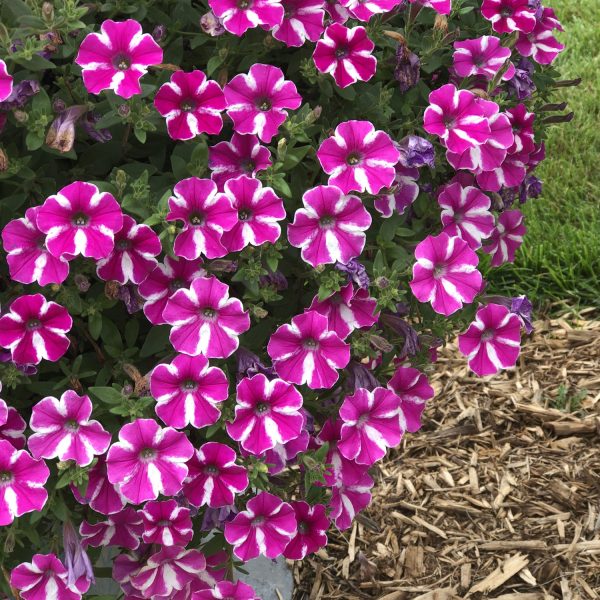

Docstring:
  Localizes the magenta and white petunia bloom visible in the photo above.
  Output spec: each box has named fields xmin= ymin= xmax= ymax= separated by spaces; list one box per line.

xmin=106 ymin=418 xmax=194 ymax=504
xmin=424 ymin=84 xmax=491 ymax=154
xmin=309 ymin=282 xmax=378 ymax=339
xmin=458 ymin=303 xmax=521 ymax=376
xmin=141 ymin=499 xmax=193 ymax=546
xmin=96 ymin=215 xmax=161 ymax=285
xmin=139 ymin=256 xmax=206 ymax=325
xmin=75 ymin=19 xmax=163 ymax=99
xmin=475 ymin=149 xmax=528 ymax=192
xmin=287 ymin=185 xmax=371 ymax=268
xmin=481 ymin=0 xmax=536 ymax=34
xmin=167 ymin=177 xmax=237 ymax=260
xmin=267 ymin=310 xmax=350 ymax=389
xmin=438 ymin=183 xmax=495 ymax=250
xmin=224 ymin=492 xmax=297 ymax=561
xmin=183 ymin=442 xmax=249 ymax=508
xmin=1 ymin=207 xmax=69 ymax=286
xmin=283 ymin=501 xmax=329 ymax=560
xmin=408 ymin=0 xmax=451 ymax=15
xmin=154 ymin=70 xmax=227 ymax=140
xmin=453 ymin=36 xmax=515 ymax=80
xmin=227 ymin=374 xmax=304 ymax=456
xmin=163 ymin=276 xmax=250 ymax=359
xmin=483 ymin=209 xmax=526 ymax=267
xmin=373 ymin=166 xmax=420 ymax=218
xmin=224 ymin=64 xmax=302 ymax=143
xmin=387 ymin=366 xmax=434 ymax=433
xmin=0 ymin=439 xmax=50 ymax=526
xmin=209 ymin=0 xmax=284 ymax=36
xmin=329 ymin=469 xmax=373 ymax=530
xmin=505 ymin=103 xmax=536 ymax=154
xmin=208 ymin=133 xmax=272 ymax=191
xmin=10 ymin=553 xmax=89 ymax=600
xmin=271 ymin=0 xmax=324 ymax=47
xmin=37 ymin=181 xmax=123 ymax=260
xmin=219 ymin=175 xmax=286 ymax=252
xmin=341 ymin=0 xmax=402 ymax=21
xmin=317 ymin=120 xmax=400 ymax=194
xmin=192 ymin=580 xmax=259 ymax=600
xmin=150 ymin=353 xmax=229 ymax=429
xmin=28 ymin=390 xmax=111 ymax=467
xmin=80 ymin=507 xmax=143 ymax=550
xmin=0 ymin=59 xmax=13 ymax=101
xmin=338 ymin=387 xmax=403 ymax=466
xmin=0 ymin=406 xmax=27 ymax=450
xmin=313 ymin=24 xmax=377 ymax=89
xmin=516 ymin=8 xmax=564 ymax=65
xmin=410 ymin=233 xmax=483 ymax=317
xmin=130 ymin=546 xmax=206 ymax=599
xmin=0 ymin=294 xmax=72 ymax=365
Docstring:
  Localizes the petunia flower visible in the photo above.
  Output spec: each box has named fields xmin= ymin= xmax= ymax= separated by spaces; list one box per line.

xmin=150 ymin=353 xmax=229 ymax=429
xmin=70 ymin=455 xmax=125 ymax=515
xmin=387 ymin=366 xmax=434 ymax=433
xmin=183 ymin=442 xmax=249 ymax=507
xmin=271 ymin=0 xmax=325 ymax=47
xmin=224 ymin=492 xmax=297 ymax=561
xmin=141 ymin=499 xmax=193 ymax=546
xmin=267 ymin=310 xmax=350 ymax=389
xmin=329 ymin=469 xmax=373 ymax=530
xmin=0 ymin=405 xmax=27 ymax=449
xmin=409 ymin=232 xmax=483 ymax=316
xmin=37 ymin=181 xmax=123 ymax=260
xmin=79 ymin=507 xmax=144 ymax=550
xmin=192 ymin=580 xmax=259 ymax=600
xmin=458 ymin=303 xmax=521 ymax=376
xmin=324 ymin=0 xmax=351 ymax=23
xmin=481 ymin=0 xmax=536 ymax=34
xmin=313 ymin=24 xmax=377 ymax=89
xmin=11 ymin=554 xmax=89 ymax=600
xmin=208 ymin=133 xmax=272 ymax=191
xmin=373 ymin=166 xmax=420 ymax=218
xmin=516 ymin=7 xmax=564 ymax=65
xmin=476 ymin=149 xmax=529 ymax=192
xmin=0 ymin=59 xmax=13 ymax=101
xmin=505 ymin=103 xmax=536 ymax=154
xmin=317 ymin=120 xmax=400 ymax=194
xmin=106 ymin=418 xmax=194 ymax=504
xmin=163 ymin=276 xmax=250 ymax=359
xmin=139 ymin=256 xmax=206 ymax=325
xmin=96 ymin=215 xmax=162 ymax=285
xmin=154 ymin=70 xmax=227 ymax=140
xmin=0 ymin=439 xmax=50 ymax=526
xmin=75 ymin=19 xmax=163 ymax=99
xmin=453 ymin=36 xmax=515 ymax=80
xmin=341 ymin=0 xmax=402 ymax=21
xmin=308 ymin=282 xmax=379 ymax=339
xmin=224 ymin=64 xmax=302 ymax=143
xmin=408 ymin=0 xmax=451 ymax=14
xmin=260 ymin=424 xmax=310 ymax=474
xmin=1 ymin=206 xmax=69 ymax=286
xmin=423 ymin=84 xmax=491 ymax=154
xmin=166 ymin=177 xmax=237 ymax=260
xmin=283 ymin=501 xmax=329 ymax=560
xmin=28 ymin=390 xmax=111 ymax=467
xmin=0 ymin=294 xmax=72 ymax=365
xmin=227 ymin=374 xmax=304 ymax=456
xmin=287 ymin=185 xmax=371 ymax=268
xmin=438 ymin=182 xmax=495 ymax=250
xmin=219 ymin=175 xmax=286 ymax=253
xmin=208 ymin=0 xmax=284 ymax=36
xmin=483 ymin=209 xmax=526 ymax=267
xmin=338 ymin=387 xmax=403 ymax=466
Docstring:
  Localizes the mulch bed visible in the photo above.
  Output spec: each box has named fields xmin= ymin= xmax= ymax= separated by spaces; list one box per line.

xmin=294 ymin=310 xmax=600 ymax=600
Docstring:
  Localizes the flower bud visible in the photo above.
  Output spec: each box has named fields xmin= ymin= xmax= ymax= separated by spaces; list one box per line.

xmin=117 ymin=104 xmax=130 ymax=118
xmin=152 ymin=24 xmax=167 ymax=42
xmin=42 ymin=2 xmax=54 ymax=21
xmin=73 ymin=274 xmax=90 ymax=293
xmin=52 ymin=98 xmax=66 ymax=113
xmin=200 ymin=11 xmax=226 ymax=36
xmin=13 ymin=110 xmax=28 ymax=123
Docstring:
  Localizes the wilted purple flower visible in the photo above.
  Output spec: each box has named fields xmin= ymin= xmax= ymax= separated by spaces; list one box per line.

xmin=201 ymin=506 xmax=236 ymax=531
xmin=397 ymin=135 xmax=435 ymax=169
xmin=0 ymin=80 xmax=40 ymax=110
xmin=506 ymin=58 xmax=536 ymax=100
xmin=117 ymin=283 xmax=144 ymax=314
xmin=498 ymin=186 xmax=518 ymax=210
xmin=81 ymin=111 xmax=112 ymax=143
xmin=346 ymin=361 xmax=380 ymax=392
xmin=381 ymin=313 xmax=420 ymax=358
xmin=74 ymin=273 xmax=91 ymax=293
xmin=236 ymin=347 xmax=276 ymax=381
xmin=519 ymin=174 xmax=543 ymax=203
xmin=336 ymin=259 xmax=370 ymax=289
xmin=45 ymin=105 xmax=87 ymax=153
xmin=152 ymin=24 xmax=167 ymax=42
xmin=259 ymin=271 xmax=288 ymax=291
xmin=528 ymin=0 xmax=543 ymax=19
xmin=63 ymin=520 xmax=95 ymax=588
xmin=394 ymin=46 xmax=420 ymax=92
xmin=200 ymin=11 xmax=226 ymax=36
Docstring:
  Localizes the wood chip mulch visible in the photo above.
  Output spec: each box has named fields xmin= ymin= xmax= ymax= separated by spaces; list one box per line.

xmin=293 ymin=312 xmax=600 ymax=600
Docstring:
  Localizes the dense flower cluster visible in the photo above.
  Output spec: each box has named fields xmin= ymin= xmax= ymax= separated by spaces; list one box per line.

xmin=0 ymin=0 xmax=567 ymax=596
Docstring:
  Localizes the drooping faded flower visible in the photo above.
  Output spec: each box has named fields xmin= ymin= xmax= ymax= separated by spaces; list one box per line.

xmin=28 ymin=390 xmax=111 ymax=466
xmin=75 ymin=19 xmax=163 ymax=98
xmin=154 ymin=70 xmax=227 ymax=140
xmin=483 ymin=209 xmax=526 ymax=266
xmin=0 ymin=294 xmax=72 ymax=365
xmin=317 ymin=120 xmax=400 ymax=194
xmin=313 ymin=24 xmax=377 ymax=89
xmin=287 ymin=185 xmax=372 ymax=268
xmin=79 ymin=507 xmax=144 ymax=550
xmin=283 ymin=501 xmax=329 ymax=560
xmin=62 ymin=520 xmax=95 ymax=591
xmin=387 ymin=366 xmax=434 ymax=433
xmin=453 ymin=36 xmax=515 ymax=80
xmin=141 ymin=499 xmax=193 ymax=546
xmin=208 ymin=0 xmax=284 ymax=36
xmin=458 ymin=303 xmax=521 ymax=376
xmin=224 ymin=64 xmax=302 ymax=142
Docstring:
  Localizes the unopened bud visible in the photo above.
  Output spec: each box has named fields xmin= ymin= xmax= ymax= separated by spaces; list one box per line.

xmin=52 ymin=98 xmax=66 ymax=113
xmin=152 ymin=25 xmax=166 ymax=42
xmin=117 ymin=104 xmax=130 ymax=118
xmin=13 ymin=110 xmax=28 ymax=123
xmin=42 ymin=2 xmax=54 ymax=21
xmin=375 ymin=276 xmax=389 ymax=289
xmin=433 ymin=14 xmax=448 ymax=34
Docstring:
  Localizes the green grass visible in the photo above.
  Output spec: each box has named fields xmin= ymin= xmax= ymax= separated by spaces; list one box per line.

xmin=485 ymin=0 xmax=600 ymax=310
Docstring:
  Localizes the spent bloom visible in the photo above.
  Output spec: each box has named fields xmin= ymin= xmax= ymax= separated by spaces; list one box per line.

xmin=453 ymin=36 xmax=515 ymax=80
xmin=208 ymin=0 xmax=284 ymax=36
xmin=272 ymin=0 xmax=325 ymax=47
xmin=62 ymin=520 xmax=95 ymax=591
xmin=397 ymin=135 xmax=435 ymax=169
xmin=484 ymin=209 xmax=527 ymax=266
xmin=75 ymin=19 xmax=163 ymax=98
xmin=141 ymin=499 xmax=193 ymax=546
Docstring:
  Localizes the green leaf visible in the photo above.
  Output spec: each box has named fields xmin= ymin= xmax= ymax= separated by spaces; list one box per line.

xmin=89 ymin=386 xmax=123 ymax=405
xmin=206 ymin=55 xmax=223 ymax=76
xmin=140 ymin=325 xmax=170 ymax=357
xmin=88 ymin=312 xmax=102 ymax=340
xmin=134 ymin=127 xmax=147 ymax=144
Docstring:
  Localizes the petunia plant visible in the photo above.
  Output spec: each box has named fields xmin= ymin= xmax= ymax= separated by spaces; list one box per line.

xmin=0 ymin=0 xmax=571 ymax=596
